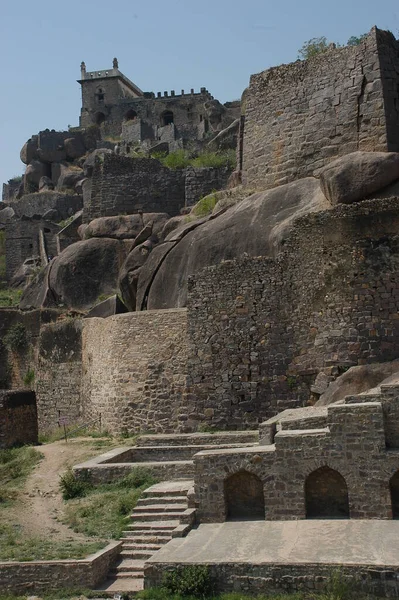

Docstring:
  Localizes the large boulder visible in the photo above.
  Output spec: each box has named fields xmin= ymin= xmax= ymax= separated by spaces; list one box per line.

xmin=64 ymin=137 xmax=86 ymax=160
xmin=39 ymin=176 xmax=54 ymax=191
xmin=47 ymin=238 xmax=130 ymax=310
xmin=24 ymin=161 xmax=51 ymax=192
xmin=118 ymin=243 xmax=155 ymax=311
xmin=56 ymin=167 xmax=84 ymax=192
xmin=317 ymin=360 xmax=399 ymax=406
xmin=84 ymin=213 xmax=169 ymax=240
xmin=83 ymin=149 xmax=112 ymax=177
xmin=0 ymin=206 xmax=15 ymax=224
xmin=20 ymin=136 xmax=38 ymax=165
xmin=318 ymin=151 xmax=399 ymax=205
xmin=135 ymin=177 xmax=329 ymax=310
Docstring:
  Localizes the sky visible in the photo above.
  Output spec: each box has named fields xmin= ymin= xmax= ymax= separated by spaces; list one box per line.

xmin=1 ymin=0 xmax=398 ymax=186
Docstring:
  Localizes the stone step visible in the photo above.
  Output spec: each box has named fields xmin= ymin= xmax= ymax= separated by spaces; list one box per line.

xmin=129 ymin=511 xmax=186 ymax=522
xmin=111 ymin=559 xmax=146 ymax=573
xmin=132 ymin=503 xmax=188 ymax=513
xmin=137 ymin=495 xmax=188 ymax=505
xmin=129 ymin=519 xmax=180 ymax=530
xmin=142 ymin=480 xmax=193 ymax=497
xmin=122 ymin=542 xmax=162 ymax=551
xmin=138 ymin=431 xmax=259 ymax=447
xmin=108 ymin=571 xmax=144 ymax=579
xmin=95 ymin=577 xmax=144 ymax=593
xmin=120 ymin=549 xmax=154 ymax=559
xmin=121 ymin=533 xmax=172 ymax=543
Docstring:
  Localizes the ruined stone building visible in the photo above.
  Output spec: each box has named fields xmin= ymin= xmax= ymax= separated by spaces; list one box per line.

xmin=78 ymin=58 xmax=240 ymax=147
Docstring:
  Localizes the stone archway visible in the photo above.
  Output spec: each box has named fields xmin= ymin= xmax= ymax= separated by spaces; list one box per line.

xmin=124 ymin=109 xmax=138 ymax=121
xmin=94 ymin=111 xmax=106 ymax=125
xmin=305 ymin=466 xmax=349 ymax=518
xmin=161 ymin=110 xmax=174 ymax=126
xmin=224 ymin=470 xmax=265 ymax=520
xmin=390 ymin=470 xmax=399 ymax=518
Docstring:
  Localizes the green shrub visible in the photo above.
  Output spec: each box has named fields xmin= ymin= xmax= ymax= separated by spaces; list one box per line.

xmin=191 ymin=194 xmax=218 ymax=218
xmin=161 ymin=149 xmax=191 ymax=169
xmin=3 ymin=323 xmax=26 ymax=351
xmin=162 ymin=565 xmax=214 ymax=598
xmin=190 ymin=150 xmax=236 ymax=169
xmin=60 ymin=468 xmax=92 ymax=500
xmin=23 ymin=368 xmax=35 ymax=387
xmin=0 ymin=288 xmax=23 ymax=308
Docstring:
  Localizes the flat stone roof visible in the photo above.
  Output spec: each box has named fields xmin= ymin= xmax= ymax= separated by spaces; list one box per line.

xmin=146 ymin=520 xmax=399 ymax=567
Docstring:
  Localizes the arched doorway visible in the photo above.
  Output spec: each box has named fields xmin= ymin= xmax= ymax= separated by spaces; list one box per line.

xmin=161 ymin=110 xmax=174 ymax=126
xmin=94 ymin=111 xmax=106 ymax=125
xmin=124 ymin=109 xmax=138 ymax=121
xmin=390 ymin=471 xmax=399 ymax=518
xmin=305 ymin=466 xmax=349 ymax=518
xmin=224 ymin=471 xmax=265 ymax=520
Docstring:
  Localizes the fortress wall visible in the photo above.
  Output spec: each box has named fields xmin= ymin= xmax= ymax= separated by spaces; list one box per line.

xmin=242 ymin=28 xmax=396 ymax=190
xmin=0 ymin=390 xmax=38 ymax=449
xmin=84 ymin=154 xmax=186 ymax=222
xmin=185 ymin=167 xmax=232 ymax=207
xmin=186 ymin=198 xmax=399 ymax=429
xmin=35 ymin=319 xmax=83 ymax=432
xmin=10 ymin=192 xmax=82 ymax=220
xmin=81 ymin=309 xmax=188 ymax=434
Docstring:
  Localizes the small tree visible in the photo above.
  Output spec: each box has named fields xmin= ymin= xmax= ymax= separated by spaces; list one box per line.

xmin=298 ymin=36 xmax=330 ymax=60
xmin=347 ymin=33 xmax=367 ymax=46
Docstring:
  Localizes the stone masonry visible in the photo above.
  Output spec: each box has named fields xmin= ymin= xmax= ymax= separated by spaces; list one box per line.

xmin=81 ymin=309 xmax=188 ymax=434
xmin=194 ymin=395 xmax=399 ymax=522
xmin=0 ymin=390 xmax=38 ymax=449
xmin=186 ymin=197 xmax=399 ymax=430
xmin=242 ymin=28 xmax=399 ymax=190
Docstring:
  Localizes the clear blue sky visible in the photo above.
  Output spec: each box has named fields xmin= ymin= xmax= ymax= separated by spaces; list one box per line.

xmin=1 ymin=0 xmax=398 ymax=186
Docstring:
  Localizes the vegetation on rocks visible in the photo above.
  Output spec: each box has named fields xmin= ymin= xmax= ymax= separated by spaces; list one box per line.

xmin=0 ymin=287 xmax=23 ymax=308
xmin=153 ymin=149 xmax=235 ymax=170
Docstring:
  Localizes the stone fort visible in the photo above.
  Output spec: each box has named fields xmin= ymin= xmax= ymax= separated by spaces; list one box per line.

xmin=2 ymin=25 xmax=399 ymax=597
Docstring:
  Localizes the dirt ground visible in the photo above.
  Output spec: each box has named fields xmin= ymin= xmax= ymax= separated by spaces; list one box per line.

xmin=6 ymin=438 xmax=111 ymax=541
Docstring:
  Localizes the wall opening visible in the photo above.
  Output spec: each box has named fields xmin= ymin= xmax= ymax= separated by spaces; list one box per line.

xmin=96 ymin=88 xmax=104 ymax=104
xmin=94 ymin=112 xmax=106 ymax=125
xmin=224 ymin=470 xmax=265 ymax=520
xmin=305 ymin=466 xmax=349 ymax=519
xmin=390 ymin=471 xmax=399 ymax=518
xmin=124 ymin=110 xmax=138 ymax=121
xmin=161 ymin=111 xmax=174 ymax=126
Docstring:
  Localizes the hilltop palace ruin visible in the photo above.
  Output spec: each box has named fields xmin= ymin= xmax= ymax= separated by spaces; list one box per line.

xmin=2 ymin=25 xmax=399 ymax=597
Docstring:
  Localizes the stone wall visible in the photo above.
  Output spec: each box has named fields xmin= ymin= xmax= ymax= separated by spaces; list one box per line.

xmin=0 ymin=542 xmax=121 ymax=594
xmin=242 ymin=28 xmax=399 ymax=190
xmin=10 ymin=191 xmax=82 ymax=220
xmin=186 ymin=197 xmax=399 ymax=430
xmin=81 ymin=309 xmax=188 ymax=434
xmin=84 ymin=154 xmax=186 ymax=222
xmin=35 ymin=319 xmax=83 ymax=432
xmin=194 ymin=401 xmax=398 ymax=522
xmin=0 ymin=390 xmax=38 ymax=449
xmin=145 ymin=561 xmax=399 ymax=598
xmin=185 ymin=167 xmax=232 ymax=207
xmin=5 ymin=219 xmax=60 ymax=281
xmin=0 ymin=308 xmax=59 ymax=390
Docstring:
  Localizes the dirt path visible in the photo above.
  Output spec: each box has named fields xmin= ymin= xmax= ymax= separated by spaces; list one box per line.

xmin=13 ymin=439 xmax=108 ymax=540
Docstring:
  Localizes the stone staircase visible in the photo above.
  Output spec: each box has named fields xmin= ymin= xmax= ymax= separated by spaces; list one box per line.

xmin=98 ymin=480 xmax=194 ymax=593
xmin=93 ymin=431 xmax=260 ymax=593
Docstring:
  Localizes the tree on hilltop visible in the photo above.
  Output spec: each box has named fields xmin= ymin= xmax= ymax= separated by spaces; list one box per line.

xmin=297 ymin=36 xmax=330 ymax=60
xmin=347 ymin=33 xmax=368 ymax=46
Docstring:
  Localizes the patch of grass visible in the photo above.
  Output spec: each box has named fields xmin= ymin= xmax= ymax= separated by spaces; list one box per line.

xmin=0 ymin=287 xmax=22 ymax=308
xmin=190 ymin=150 xmax=236 ymax=169
xmin=191 ymin=194 xmax=218 ymax=218
xmin=0 ymin=446 xmax=42 ymax=489
xmin=23 ymin=368 xmax=35 ymax=387
xmin=160 ymin=149 xmax=191 ymax=169
xmin=3 ymin=323 xmax=27 ymax=351
xmin=62 ymin=468 xmax=156 ymax=539
xmin=0 ymin=524 xmax=103 ymax=561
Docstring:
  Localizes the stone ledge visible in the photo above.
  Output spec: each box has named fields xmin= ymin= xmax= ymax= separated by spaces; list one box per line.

xmin=0 ymin=541 xmax=121 ymax=594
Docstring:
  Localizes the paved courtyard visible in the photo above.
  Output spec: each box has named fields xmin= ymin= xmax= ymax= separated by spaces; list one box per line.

xmin=147 ymin=520 xmax=399 ymax=567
